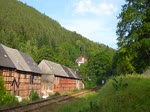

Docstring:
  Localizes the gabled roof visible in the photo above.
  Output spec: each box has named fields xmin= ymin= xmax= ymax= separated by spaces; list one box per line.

xmin=61 ymin=65 xmax=74 ymax=78
xmin=3 ymin=45 xmax=31 ymax=72
xmin=0 ymin=44 xmax=41 ymax=74
xmin=76 ymin=56 xmax=87 ymax=63
xmin=68 ymin=68 xmax=82 ymax=80
xmin=38 ymin=60 xmax=69 ymax=77
xmin=61 ymin=66 xmax=82 ymax=79
xmin=0 ymin=45 xmax=15 ymax=68
xmin=20 ymin=52 xmax=42 ymax=74
xmin=38 ymin=60 xmax=82 ymax=79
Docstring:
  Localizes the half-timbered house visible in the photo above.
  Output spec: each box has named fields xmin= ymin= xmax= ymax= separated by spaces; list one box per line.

xmin=38 ymin=60 xmax=84 ymax=97
xmin=0 ymin=44 xmax=41 ymax=98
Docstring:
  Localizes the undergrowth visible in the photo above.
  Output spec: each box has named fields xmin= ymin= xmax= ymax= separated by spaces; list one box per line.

xmin=0 ymin=76 xmax=18 ymax=108
xmin=29 ymin=89 xmax=40 ymax=101
xmin=52 ymin=74 xmax=150 ymax=112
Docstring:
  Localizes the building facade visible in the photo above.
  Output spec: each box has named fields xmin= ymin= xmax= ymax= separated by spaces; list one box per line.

xmin=38 ymin=60 xmax=84 ymax=97
xmin=0 ymin=44 xmax=41 ymax=98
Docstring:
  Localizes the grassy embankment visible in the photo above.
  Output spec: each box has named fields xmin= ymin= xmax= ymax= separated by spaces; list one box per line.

xmin=52 ymin=75 xmax=150 ymax=112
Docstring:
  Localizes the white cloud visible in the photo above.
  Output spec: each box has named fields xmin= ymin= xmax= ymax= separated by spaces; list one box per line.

xmin=75 ymin=0 xmax=91 ymax=14
xmin=74 ymin=0 xmax=117 ymax=16
xmin=60 ymin=0 xmax=125 ymax=49
xmin=99 ymin=3 xmax=117 ymax=16
xmin=61 ymin=0 xmax=124 ymax=49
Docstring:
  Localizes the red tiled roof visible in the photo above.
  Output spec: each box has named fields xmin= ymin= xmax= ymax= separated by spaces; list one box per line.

xmin=76 ymin=56 xmax=87 ymax=63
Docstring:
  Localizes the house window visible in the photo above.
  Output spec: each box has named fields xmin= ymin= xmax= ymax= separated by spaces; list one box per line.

xmin=30 ymin=75 xmax=34 ymax=84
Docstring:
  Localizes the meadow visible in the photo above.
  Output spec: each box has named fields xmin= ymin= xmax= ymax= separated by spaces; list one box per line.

xmin=52 ymin=75 xmax=150 ymax=112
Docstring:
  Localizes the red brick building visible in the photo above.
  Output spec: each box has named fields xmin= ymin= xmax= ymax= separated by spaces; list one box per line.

xmin=38 ymin=60 xmax=84 ymax=97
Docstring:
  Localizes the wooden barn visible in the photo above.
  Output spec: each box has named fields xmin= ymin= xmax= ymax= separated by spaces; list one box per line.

xmin=38 ymin=60 xmax=84 ymax=96
xmin=0 ymin=44 xmax=41 ymax=98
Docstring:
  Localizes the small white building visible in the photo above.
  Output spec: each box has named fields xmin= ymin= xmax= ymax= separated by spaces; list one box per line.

xmin=76 ymin=56 xmax=87 ymax=66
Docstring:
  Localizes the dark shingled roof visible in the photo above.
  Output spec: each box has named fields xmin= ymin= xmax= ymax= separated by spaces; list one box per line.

xmin=3 ymin=45 xmax=31 ymax=72
xmin=68 ymin=68 xmax=82 ymax=80
xmin=38 ymin=60 xmax=69 ymax=77
xmin=0 ymin=44 xmax=15 ymax=68
xmin=61 ymin=65 xmax=74 ymax=78
xmin=20 ymin=52 xmax=42 ymax=74
xmin=38 ymin=60 xmax=82 ymax=80
xmin=0 ymin=44 xmax=41 ymax=74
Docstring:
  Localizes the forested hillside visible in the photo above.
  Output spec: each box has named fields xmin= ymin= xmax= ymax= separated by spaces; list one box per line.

xmin=0 ymin=0 xmax=115 ymax=87
xmin=0 ymin=0 xmax=114 ymax=65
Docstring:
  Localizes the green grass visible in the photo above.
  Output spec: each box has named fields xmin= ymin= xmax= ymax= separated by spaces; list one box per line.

xmin=98 ymin=75 xmax=150 ymax=112
xmin=51 ymin=74 xmax=150 ymax=112
xmin=52 ymin=92 xmax=99 ymax=112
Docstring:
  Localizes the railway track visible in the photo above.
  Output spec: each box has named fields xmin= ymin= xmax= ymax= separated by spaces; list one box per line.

xmin=0 ymin=87 xmax=100 ymax=112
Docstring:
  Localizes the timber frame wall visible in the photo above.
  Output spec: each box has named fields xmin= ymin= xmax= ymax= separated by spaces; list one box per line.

xmin=41 ymin=76 xmax=83 ymax=96
xmin=0 ymin=67 xmax=41 ymax=98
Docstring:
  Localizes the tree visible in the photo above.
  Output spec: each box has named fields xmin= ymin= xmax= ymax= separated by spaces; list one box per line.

xmin=88 ymin=52 xmax=113 ymax=86
xmin=77 ymin=63 xmax=89 ymax=87
xmin=116 ymin=0 xmax=150 ymax=74
xmin=37 ymin=45 xmax=55 ymax=63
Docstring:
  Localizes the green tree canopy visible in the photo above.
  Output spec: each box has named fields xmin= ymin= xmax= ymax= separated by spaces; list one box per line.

xmin=87 ymin=51 xmax=113 ymax=86
xmin=116 ymin=0 xmax=150 ymax=74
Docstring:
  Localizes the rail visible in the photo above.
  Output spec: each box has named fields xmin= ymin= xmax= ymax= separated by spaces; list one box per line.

xmin=0 ymin=87 xmax=100 ymax=112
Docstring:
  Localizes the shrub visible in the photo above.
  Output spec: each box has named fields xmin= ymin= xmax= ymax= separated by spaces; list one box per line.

xmin=21 ymin=98 xmax=29 ymax=104
xmin=49 ymin=92 xmax=60 ymax=98
xmin=29 ymin=89 xmax=40 ymax=101
xmin=112 ymin=77 xmax=128 ymax=90
xmin=0 ymin=76 xmax=18 ymax=106
xmin=54 ymin=92 xmax=60 ymax=96
xmin=1 ymin=92 xmax=18 ymax=105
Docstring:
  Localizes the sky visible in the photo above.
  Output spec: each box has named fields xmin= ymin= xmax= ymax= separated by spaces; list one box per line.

xmin=20 ymin=0 xmax=126 ymax=49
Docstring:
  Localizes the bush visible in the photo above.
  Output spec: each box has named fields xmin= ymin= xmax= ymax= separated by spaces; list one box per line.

xmin=21 ymin=98 xmax=29 ymax=104
xmin=1 ymin=92 xmax=18 ymax=105
xmin=49 ymin=92 xmax=60 ymax=98
xmin=54 ymin=92 xmax=60 ymax=96
xmin=29 ymin=89 xmax=40 ymax=101
xmin=0 ymin=76 xmax=18 ymax=106
xmin=112 ymin=77 xmax=128 ymax=90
